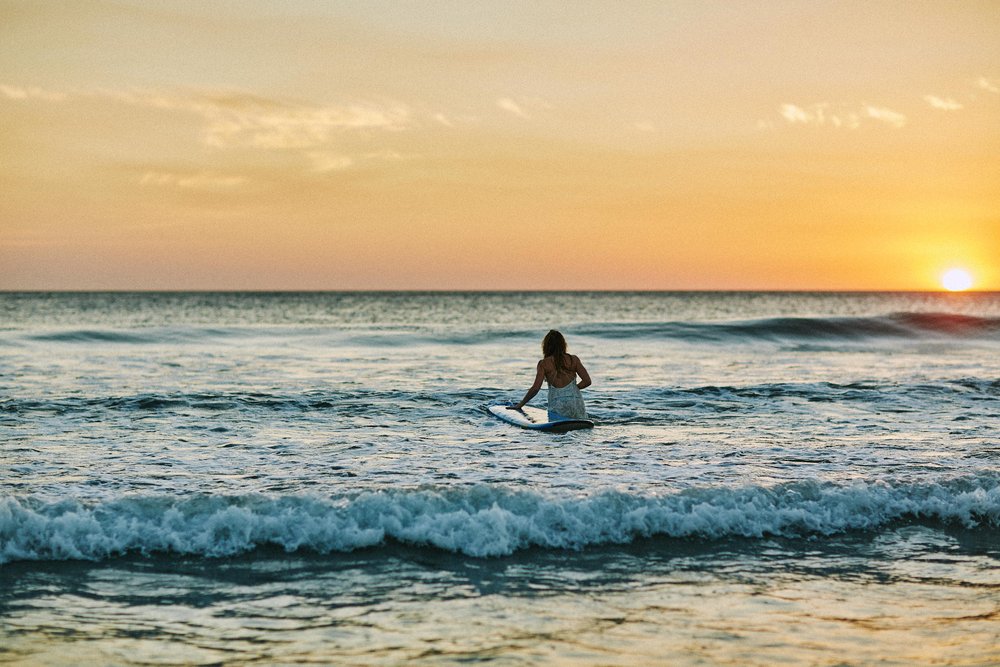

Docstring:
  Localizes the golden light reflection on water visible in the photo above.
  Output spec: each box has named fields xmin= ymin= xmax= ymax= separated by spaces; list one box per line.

xmin=3 ymin=527 xmax=997 ymax=665
xmin=5 ymin=570 xmax=996 ymax=666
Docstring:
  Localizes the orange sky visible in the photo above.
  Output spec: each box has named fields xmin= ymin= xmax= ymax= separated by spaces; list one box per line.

xmin=1 ymin=1 xmax=998 ymax=290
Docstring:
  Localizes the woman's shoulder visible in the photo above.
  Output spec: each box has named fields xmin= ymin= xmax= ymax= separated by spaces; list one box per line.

xmin=542 ymin=354 xmax=579 ymax=370
xmin=542 ymin=354 xmax=579 ymax=366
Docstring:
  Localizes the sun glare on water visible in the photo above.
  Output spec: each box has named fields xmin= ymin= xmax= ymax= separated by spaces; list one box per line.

xmin=941 ymin=268 xmax=974 ymax=291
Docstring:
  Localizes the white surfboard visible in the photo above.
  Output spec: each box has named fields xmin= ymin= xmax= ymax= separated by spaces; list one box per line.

xmin=489 ymin=405 xmax=594 ymax=432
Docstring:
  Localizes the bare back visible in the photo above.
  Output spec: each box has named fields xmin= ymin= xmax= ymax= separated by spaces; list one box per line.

xmin=541 ymin=354 xmax=579 ymax=389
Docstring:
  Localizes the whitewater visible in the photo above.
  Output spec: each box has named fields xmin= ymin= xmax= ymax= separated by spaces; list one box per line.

xmin=2 ymin=291 xmax=998 ymax=665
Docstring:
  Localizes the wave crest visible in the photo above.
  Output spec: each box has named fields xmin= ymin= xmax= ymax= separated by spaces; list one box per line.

xmin=2 ymin=477 xmax=997 ymax=563
xmin=580 ymin=312 xmax=1000 ymax=343
xmin=12 ymin=312 xmax=1000 ymax=348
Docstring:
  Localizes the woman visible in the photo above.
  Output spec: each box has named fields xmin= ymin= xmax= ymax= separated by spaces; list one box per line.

xmin=511 ymin=330 xmax=591 ymax=418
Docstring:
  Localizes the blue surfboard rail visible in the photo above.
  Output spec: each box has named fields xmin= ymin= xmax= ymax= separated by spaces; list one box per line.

xmin=488 ymin=405 xmax=594 ymax=433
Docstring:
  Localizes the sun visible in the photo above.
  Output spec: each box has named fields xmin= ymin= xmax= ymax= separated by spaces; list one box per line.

xmin=941 ymin=268 xmax=974 ymax=291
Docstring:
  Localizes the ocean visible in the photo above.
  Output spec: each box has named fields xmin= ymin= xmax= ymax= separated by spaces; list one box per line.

xmin=1 ymin=291 xmax=998 ymax=665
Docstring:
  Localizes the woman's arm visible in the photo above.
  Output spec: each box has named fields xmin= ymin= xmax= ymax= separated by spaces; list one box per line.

xmin=575 ymin=356 xmax=592 ymax=390
xmin=512 ymin=360 xmax=546 ymax=409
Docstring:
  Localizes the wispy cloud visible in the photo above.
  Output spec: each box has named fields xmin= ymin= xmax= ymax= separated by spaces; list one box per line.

xmin=778 ymin=103 xmax=860 ymax=129
xmin=0 ymin=83 xmax=67 ymax=101
xmin=3 ymin=82 xmax=421 ymax=178
xmin=2 ymin=83 xmax=411 ymax=150
xmin=778 ymin=102 xmax=907 ymax=129
xmin=112 ymin=89 xmax=410 ymax=149
xmin=432 ymin=112 xmax=454 ymax=127
xmin=777 ymin=78 xmax=996 ymax=131
xmin=306 ymin=150 xmax=411 ymax=173
xmin=430 ymin=110 xmax=481 ymax=127
xmin=140 ymin=170 xmax=247 ymax=189
xmin=496 ymin=96 xmax=553 ymax=120
xmin=497 ymin=97 xmax=528 ymax=118
xmin=306 ymin=152 xmax=354 ymax=173
xmin=864 ymin=105 xmax=907 ymax=128
xmin=362 ymin=150 xmax=409 ymax=161
xmin=977 ymin=77 xmax=999 ymax=94
xmin=924 ymin=95 xmax=963 ymax=111
xmin=780 ymin=103 xmax=815 ymax=124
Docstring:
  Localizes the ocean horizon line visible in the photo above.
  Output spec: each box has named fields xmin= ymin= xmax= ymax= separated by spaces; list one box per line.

xmin=2 ymin=288 xmax=998 ymax=295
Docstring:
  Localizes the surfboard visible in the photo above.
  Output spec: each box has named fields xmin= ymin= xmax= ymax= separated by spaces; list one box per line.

xmin=488 ymin=405 xmax=594 ymax=433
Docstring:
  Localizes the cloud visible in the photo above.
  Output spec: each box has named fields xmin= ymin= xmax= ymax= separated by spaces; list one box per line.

xmin=432 ymin=112 xmax=454 ymax=127
xmin=780 ymin=104 xmax=814 ymax=124
xmin=632 ymin=121 xmax=656 ymax=133
xmin=3 ymin=82 xmax=412 ymax=151
xmin=778 ymin=102 xmax=907 ymax=129
xmin=5 ymin=83 xmax=422 ymax=155
xmin=307 ymin=152 xmax=354 ymax=172
xmin=497 ymin=97 xmax=528 ymax=118
xmin=140 ymin=170 xmax=247 ymax=189
xmin=121 ymin=90 xmax=410 ymax=149
xmin=864 ymin=105 xmax=906 ymax=128
xmin=977 ymin=77 xmax=999 ymax=94
xmin=306 ymin=150 xmax=411 ymax=173
xmin=495 ymin=96 xmax=555 ymax=121
xmin=778 ymin=103 xmax=860 ymax=129
xmin=924 ymin=95 xmax=963 ymax=111
xmin=0 ymin=83 xmax=67 ymax=101
xmin=362 ymin=150 xmax=409 ymax=161
xmin=4 ymin=82 xmax=421 ymax=178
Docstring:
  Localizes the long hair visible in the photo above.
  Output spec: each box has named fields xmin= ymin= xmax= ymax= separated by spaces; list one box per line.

xmin=542 ymin=330 xmax=568 ymax=373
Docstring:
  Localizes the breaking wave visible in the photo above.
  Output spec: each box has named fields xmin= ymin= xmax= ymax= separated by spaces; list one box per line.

xmin=3 ymin=475 xmax=997 ymax=563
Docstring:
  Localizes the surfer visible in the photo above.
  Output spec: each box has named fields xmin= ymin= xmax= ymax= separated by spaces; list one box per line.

xmin=511 ymin=330 xmax=591 ymax=418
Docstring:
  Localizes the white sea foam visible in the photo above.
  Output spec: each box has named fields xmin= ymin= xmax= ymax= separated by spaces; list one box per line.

xmin=2 ymin=477 xmax=997 ymax=563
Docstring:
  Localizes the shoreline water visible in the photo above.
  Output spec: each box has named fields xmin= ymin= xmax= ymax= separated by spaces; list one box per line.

xmin=3 ymin=526 xmax=998 ymax=665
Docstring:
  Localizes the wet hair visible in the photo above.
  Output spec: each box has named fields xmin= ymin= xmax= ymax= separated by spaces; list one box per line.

xmin=542 ymin=329 xmax=568 ymax=374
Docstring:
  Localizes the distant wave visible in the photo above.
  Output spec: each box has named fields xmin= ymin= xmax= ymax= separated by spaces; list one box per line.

xmin=28 ymin=329 xmax=158 ymax=343
xmin=0 ymin=388 xmax=492 ymax=416
xmin=669 ymin=378 xmax=1000 ymax=402
xmin=579 ymin=312 xmax=1000 ymax=343
xmin=18 ymin=326 xmax=525 ymax=348
xmin=4 ymin=379 xmax=995 ymax=418
xmin=23 ymin=326 xmax=268 ymax=344
xmin=2 ymin=476 xmax=997 ymax=563
xmin=11 ymin=312 xmax=1000 ymax=348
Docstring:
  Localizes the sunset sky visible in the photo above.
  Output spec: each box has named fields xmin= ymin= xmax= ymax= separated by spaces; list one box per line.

xmin=1 ymin=0 xmax=998 ymax=290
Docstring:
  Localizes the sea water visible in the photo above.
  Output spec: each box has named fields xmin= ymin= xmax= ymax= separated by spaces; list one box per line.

xmin=1 ymin=291 xmax=998 ymax=665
